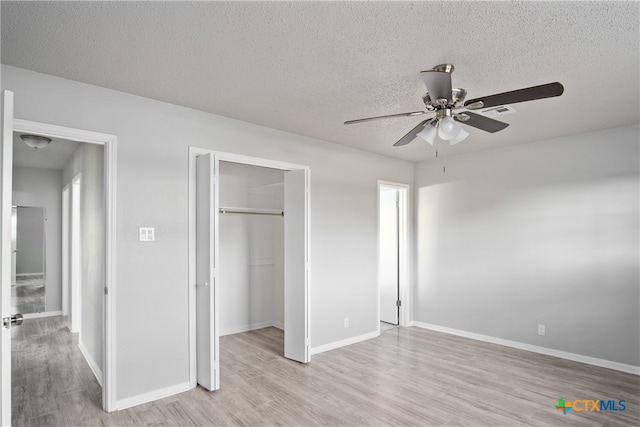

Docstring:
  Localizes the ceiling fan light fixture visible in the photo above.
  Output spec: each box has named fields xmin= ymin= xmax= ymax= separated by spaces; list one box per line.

xmin=20 ymin=134 xmax=52 ymax=149
xmin=437 ymin=116 xmax=461 ymax=140
xmin=417 ymin=122 xmax=437 ymax=145
xmin=345 ymin=64 xmax=564 ymax=150
xmin=450 ymin=128 xmax=469 ymax=145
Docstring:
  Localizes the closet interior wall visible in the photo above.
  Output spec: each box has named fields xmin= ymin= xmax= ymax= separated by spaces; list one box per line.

xmin=219 ymin=161 xmax=285 ymax=337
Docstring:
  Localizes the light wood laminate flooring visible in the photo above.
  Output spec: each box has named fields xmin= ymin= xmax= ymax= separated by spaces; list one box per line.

xmin=12 ymin=316 xmax=639 ymax=426
xmin=12 ymin=275 xmax=45 ymax=314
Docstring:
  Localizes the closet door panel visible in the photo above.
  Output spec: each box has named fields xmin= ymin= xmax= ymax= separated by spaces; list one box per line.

xmin=196 ymin=153 xmax=218 ymax=390
xmin=284 ymin=168 xmax=309 ymax=363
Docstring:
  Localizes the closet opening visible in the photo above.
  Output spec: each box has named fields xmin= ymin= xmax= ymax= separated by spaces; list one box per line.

xmin=191 ymin=149 xmax=310 ymax=392
xmin=218 ymin=161 xmax=286 ymax=359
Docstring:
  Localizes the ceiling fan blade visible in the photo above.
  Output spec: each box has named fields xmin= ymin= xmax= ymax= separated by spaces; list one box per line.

xmin=344 ymin=111 xmax=427 ymax=125
xmin=456 ymin=111 xmax=509 ymax=133
xmin=420 ymin=70 xmax=452 ymax=102
xmin=393 ymin=119 xmax=431 ymax=146
xmin=464 ymin=82 xmax=564 ymax=110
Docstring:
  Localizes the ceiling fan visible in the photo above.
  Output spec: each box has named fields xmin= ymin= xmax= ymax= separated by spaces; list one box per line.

xmin=345 ymin=64 xmax=564 ymax=147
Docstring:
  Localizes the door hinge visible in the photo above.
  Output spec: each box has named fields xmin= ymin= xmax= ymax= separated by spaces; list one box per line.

xmin=396 ymin=300 xmax=402 ymax=307
xmin=104 ymin=287 xmax=108 ymax=295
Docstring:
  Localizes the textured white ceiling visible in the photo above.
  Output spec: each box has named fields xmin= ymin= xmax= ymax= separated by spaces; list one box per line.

xmin=2 ymin=2 xmax=639 ymax=163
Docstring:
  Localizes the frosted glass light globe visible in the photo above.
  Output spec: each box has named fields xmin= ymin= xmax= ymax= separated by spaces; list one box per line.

xmin=437 ymin=116 xmax=461 ymax=140
xmin=450 ymin=128 xmax=469 ymax=145
xmin=417 ymin=123 xmax=437 ymax=145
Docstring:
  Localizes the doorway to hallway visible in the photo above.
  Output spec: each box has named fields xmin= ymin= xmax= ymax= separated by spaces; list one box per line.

xmin=1 ymin=106 xmax=118 ymax=422
xmin=378 ymin=181 xmax=409 ymax=331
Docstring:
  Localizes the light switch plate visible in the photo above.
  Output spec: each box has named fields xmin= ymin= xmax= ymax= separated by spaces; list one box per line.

xmin=139 ymin=227 xmax=155 ymax=242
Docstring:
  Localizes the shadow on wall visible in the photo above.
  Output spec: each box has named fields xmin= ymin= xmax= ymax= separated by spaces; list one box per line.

xmin=416 ymin=157 xmax=639 ymax=366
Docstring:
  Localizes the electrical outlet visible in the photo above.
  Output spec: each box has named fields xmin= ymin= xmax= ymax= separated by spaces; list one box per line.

xmin=538 ymin=324 xmax=546 ymax=336
xmin=344 ymin=318 xmax=349 ymax=328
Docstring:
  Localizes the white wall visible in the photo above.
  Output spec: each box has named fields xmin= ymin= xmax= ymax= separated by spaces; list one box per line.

xmin=219 ymin=161 xmax=284 ymax=335
xmin=12 ymin=166 xmax=63 ymax=312
xmin=414 ymin=125 xmax=640 ymax=367
xmin=2 ymin=65 xmax=414 ymax=403
xmin=62 ymin=142 xmax=105 ymax=378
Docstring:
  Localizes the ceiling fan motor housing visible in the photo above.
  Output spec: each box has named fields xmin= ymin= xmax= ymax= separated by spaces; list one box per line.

xmin=422 ymin=88 xmax=467 ymax=111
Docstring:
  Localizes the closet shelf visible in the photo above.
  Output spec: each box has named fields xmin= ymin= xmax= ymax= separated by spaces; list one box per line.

xmin=219 ymin=207 xmax=284 ymax=216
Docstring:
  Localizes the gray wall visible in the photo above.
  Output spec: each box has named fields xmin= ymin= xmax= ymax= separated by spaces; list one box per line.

xmin=414 ymin=125 xmax=640 ymax=366
xmin=12 ymin=166 xmax=63 ymax=312
xmin=63 ymin=143 xmax=105 ymax=377
xmin=15 ymin=207 xmax=44 ymax=275
xmin=2 ymin=65 xmax=414 ymax=402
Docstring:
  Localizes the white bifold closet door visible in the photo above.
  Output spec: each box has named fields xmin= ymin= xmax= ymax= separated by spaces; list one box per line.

xmin=196 ymin=153 xmax=218 ymax=391
xmin=196 ymin=153 xmax=310 ymax=392
xmin=284 ymin=168 xmax=309 ymax=363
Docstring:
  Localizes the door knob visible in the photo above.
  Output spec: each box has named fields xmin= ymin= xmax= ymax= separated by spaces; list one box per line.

xmin=12 ymin=314 xmax=23 ymax=326
xmin=2 ymin=314 xmax=23 ymax=329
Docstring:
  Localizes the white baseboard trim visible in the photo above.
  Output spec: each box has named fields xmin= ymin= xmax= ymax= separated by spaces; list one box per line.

xmin=115 ymin=381 xmax=191 ymax=411
xmin=271 ymin=321 xmax=284 ymax=330
xmin=310 ymin=330 xmax=379 ymax=355
xmin=78 ymin=340 xmax=103 ymax=386
xmin=16 ymin=273 xmax=44 ymax=277
xmin=22 ymin=310 xmax=62 ymax=320
xmin=270 ymin=322 xmax=284 ymax=331
xmin=221 ymin=321 xmax=283 ymax=336
xmin=410 ymin=321 xmax=640 ymax=376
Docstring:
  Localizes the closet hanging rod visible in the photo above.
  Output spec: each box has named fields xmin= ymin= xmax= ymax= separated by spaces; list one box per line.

xmin=219 ymin=207 xmax=284 ymax=216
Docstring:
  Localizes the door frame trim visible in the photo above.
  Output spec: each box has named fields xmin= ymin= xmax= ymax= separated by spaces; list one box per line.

xmin=188 ymin=147 xmax=311 ymax=388
xmin=377 ymin=180 xmax=411 ymax=331
xmin=11 ymin=118 xmax=117 ymax=412
xmin=69 ymin=173 xmax=82 ymax=335
xmin=61 ymin=184 xmax=70 ymax=318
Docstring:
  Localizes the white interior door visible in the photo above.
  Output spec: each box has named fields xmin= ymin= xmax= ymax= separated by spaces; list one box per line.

xmin=1 ymin=90 xmax=14 ymax=426
xmin=379 ymin=187 xmax=399 ymax=325
xmin=196 ymin=153 xmax=218 ymax=390
xmin=284 ymin=168 xmax=309 ymax=363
